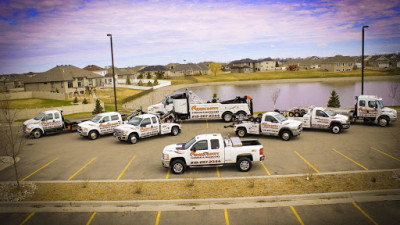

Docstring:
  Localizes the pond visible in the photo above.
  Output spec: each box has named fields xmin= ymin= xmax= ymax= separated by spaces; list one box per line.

xmin=179 ymin=79 xmax=398 ymax=112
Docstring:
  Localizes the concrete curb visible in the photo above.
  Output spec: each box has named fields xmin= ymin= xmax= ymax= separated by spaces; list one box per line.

xmin=0 ymin=189 xmax=399 ymax=213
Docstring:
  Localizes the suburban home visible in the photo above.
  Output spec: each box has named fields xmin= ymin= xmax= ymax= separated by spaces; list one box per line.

xmin=167 ymin=63 xmax=210 ymax=77
xmin=320 ymin=56 xmax=356 ymax=72
xmin=365 ymin=54 xmax=399 ymax=69
xmin=83 ymin=65 xmax=108 ymax=76
xmin=229 ymin=58 xmax=257 ymax=73
xmin=23 ymin=65 xmax=104 ymax=94
xmin=104 ymin=66 xmax=146 ymax=85
xmin=137 ymin=65 xmax=169 ymax=78
xmin=254 ymin=58 xmax=276 ymax=71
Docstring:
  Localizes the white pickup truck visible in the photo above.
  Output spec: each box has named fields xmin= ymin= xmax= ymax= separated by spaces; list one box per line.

xmin=113 ymin=114 xmax=181 ymax=144
xmin=229 ymin=112 xmax=302 ymax=141
xmin=77 ymin=112 xmax=123 ymax=140
xmin=161 ymin=133 xmax=265 ymax=174
xmin=290 ymin=106 xmax=350 ymax=134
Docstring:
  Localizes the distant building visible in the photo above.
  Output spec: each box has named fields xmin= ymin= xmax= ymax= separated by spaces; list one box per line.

xmin=320 ymin=56 xmax=356 ymax=72
xmin=83 ymin=65 xmax=107 ymax=76
xmin=166 ymin=63 xmax=210 ymax=77
xmin=229 ymin=58 xmax=276 ymax=73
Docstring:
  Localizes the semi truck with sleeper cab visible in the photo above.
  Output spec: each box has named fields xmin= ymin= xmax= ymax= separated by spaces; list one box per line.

xmin=227 ymin=112 xmax=302 ymax=141
xmin=161 ymin=133 xmax=264 ymax=174
xmin=290 ymin=106 xmax=350 ymax=134
xmin=114 ymin=114 xmax=181 ymax=144
xmin=77 ymin=112 xmax=123 ymax=140
xmin=148 ymin=89 xmax=253 ymax=122
xmin=23 ymin=109 xmax=82 ymax=139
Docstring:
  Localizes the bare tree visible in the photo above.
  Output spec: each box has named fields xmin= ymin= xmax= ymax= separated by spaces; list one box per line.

xmin=271 ymin=88 xmax=281 ymax=109
xmin=388 ymin=80 xmax=400 ymax=106
xmin=0 ymin=93 xmax=26 ymax=189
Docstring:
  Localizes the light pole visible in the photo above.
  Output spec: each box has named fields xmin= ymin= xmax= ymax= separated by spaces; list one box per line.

xmin=361 ymin=25 xmax=368 ymax=95
xmin=107 ymin=33 xmax=117 ymax=111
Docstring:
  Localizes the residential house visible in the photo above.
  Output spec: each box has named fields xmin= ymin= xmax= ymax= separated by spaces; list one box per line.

xmin=365 ymin=54 xmax=399 ymax=69
xmin=255 ymin=58 xmax=276 ymax=71
xmin=167 ymin=63 xmax=210 ymax=77
xmin=83 ymin=65 xmax=108 ymax=76
xmin=229 ymin=58 xmax=257 ymax=73
xmin=137 ymin=65 xmax=169 ymax=78
xmin=320 ymin=56 xmax=356 ymax=72
xmin=104 ymin=66 xmax=146 ymax=85
xmin=23 ymin=65 xmax=103 ymax=94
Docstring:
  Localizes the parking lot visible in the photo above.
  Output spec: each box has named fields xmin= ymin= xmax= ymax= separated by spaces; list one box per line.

xmin=0 ymin=120 xmax=399 ymax=182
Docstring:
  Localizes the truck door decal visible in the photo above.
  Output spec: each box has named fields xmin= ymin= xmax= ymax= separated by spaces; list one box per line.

xmin=189 ymin=140 xmax=221 ymax=165
xmin=190 ymin=105 xmax=220 ymax=119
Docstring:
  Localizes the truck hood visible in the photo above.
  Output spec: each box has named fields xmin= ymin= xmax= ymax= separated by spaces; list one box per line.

xmin=114 ymin=124 xmax=139 ymax=132
xmin=382 ymin=107 xmax=397 ymax=115
xmin=162 ymin=144 xmax=187 ymax=154
xmin=23 ymin=119 xmax=39 ymax=126
xmin=331 ymin=114 xmax=349 ymax=121
xmin=78 ymin=121 xmax=98 ymax=128
xmin=148 ymin=103 xmax=164 ymax=114
xmin=283 ymin=119 xmax=302 ymax=127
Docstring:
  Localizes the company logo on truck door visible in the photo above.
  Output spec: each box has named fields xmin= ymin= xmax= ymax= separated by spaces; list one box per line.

xmin=191 ymin=106 xmax=219 ymax=111
xmin=190 ymin=151 xmax=220 ymax=158
xmin=190 ymin=105 xmax=220 ymax=119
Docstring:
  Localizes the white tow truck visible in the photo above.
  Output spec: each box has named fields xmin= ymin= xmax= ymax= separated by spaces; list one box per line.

xmin=77 ymin=112 xmax=123 ymax=140
xmin=290 ymin=106 xmax=350 ymax=134
xmin=350 ymin=95 xmax=397 ymax=127
xmin=161 ymin=133 xmax=265 ymax=174
xmin=23 ymin=109 xmax=82 ymax=139
xmin=113 ymin=114 xmax=181 ymax=144
xmin=227 ymin=112 xmax=303 ymax=141
xmin=148 ymin=89 xmax=253 ymax=122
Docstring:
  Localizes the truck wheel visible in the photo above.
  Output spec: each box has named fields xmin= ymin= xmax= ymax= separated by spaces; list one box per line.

xmin=88 ymin=131 xmax=99 ymax=140
xmin=378 ymin=117 xmax=389 ymax=127
xmin=222 ymin=112 xmax=233 ymax=122
xmin=237 ymin=157 xmax=252 ymax=172
xmin=280 ymin=130 xmax=292 ymax=141
xmin=171 ymin=159 xmax=186 ymax=174
xmin=236 ymin=128 xmax=247 ymax=137
xmin=295 ymin=112 xmax=300 ymax=117
xmin=32 ymin=129 xmax=42 ymax=139
xmin=289 ymin=112 xmax=294 ymax=117
xmin=171 ymin=126 xmax=179 ymax=136
xmin=129 ymin=133 xmax=139 ymax=144
xmin=331 ymin=124 xmax=342 ymax=134
xmin=236 ymin=111 xmax=246 ymax=120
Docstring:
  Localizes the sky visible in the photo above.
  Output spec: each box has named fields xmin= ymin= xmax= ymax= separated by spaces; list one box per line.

xmin=0 ymin=0 xmax=400 ymax=74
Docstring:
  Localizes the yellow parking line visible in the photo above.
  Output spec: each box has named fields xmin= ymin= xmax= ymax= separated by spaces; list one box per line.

xmin=224 ymin=209 xmax=230 ymax=225
xmin=155 ymin=211 xmax=161 ymax=225
xmin=290 ymin=206 xmax=305 ymax=225
xmin=117 ymin=155 xmax=136 ymax=180
xmin=260 ymin=161 xmax=271 ymax=175
xmin=206 ymin=119 xmax=208 ymax=129
xmin=217 ymin=167 xmax=220 ymax=177
xmin=370 ymin=147 xmax=400 ymax=163
xmin=294 ymin=151 xmax=319 ymax=173
xmin=165 ymin=168 xmax=171 ymax=179
xmin=86 ymin=212 xmax=97 ymax=225
xmin=331 ymin=148 xmax=368 ymax=170
xmin=68 ymin=157 xmax=96 ymax=181
xmin=20 ymin=212 xmax=35 ymax=225
xmin=352 ymin=202 xmax=378 ymax=225
xmin=21 ymin=158 xmax=59 ymax=181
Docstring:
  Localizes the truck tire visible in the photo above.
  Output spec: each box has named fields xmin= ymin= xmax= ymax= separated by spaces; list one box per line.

xmin=171 ymin=159 xmax=186 ymax=174
xmin=222 ymin=112 xmax=233 ymax=122
xmin=237 ymin=157 xmax=252 ymax=172
xmin=236 ymin=111 xmax=247 ymax=120
xmin=331 ymin=124 xmax=342 ymax=134
xmin=378 ymin=117 xmax=389 ymax=127
xmin=280 ymin=130 xmax=292 ymax=141
xmin=289 ymin=112 xmax=294 ymax=117
xmin=236 ymin=128 xmax=247 ymax=137
xmin=129 ymin=133 xmax=139 ymax=144
xmin=171 ymin=126 xmax=179 ymax=136
xmin=295 ymin=112 xmax=300 ymax=117
xmin=32 ymin=129 xmax=42 ymax=139
xmin=88 ymin=130 xmax=99 ymax=140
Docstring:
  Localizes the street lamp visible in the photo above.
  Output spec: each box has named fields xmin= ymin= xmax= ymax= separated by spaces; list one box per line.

xmin=361 ymin=25 xmax=369 ymax=95
xmin=107 ymin=33 xmax=117 ymax=111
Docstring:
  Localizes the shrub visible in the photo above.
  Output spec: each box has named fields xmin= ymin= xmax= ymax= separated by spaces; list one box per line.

xmin=153 ymin=77 xmax=159 ymax=85
xmin=138 ymin=80 xmax=144 ymax=86
xmin=146 ymin=72 xmax=152 ymax=79
xmin=147 ymin=81 xmax=153 ymax=86
xmin=73 ymin=97 xmax=78 ymax=103
xmin=82 ymin=98 xmax=88 ymax=104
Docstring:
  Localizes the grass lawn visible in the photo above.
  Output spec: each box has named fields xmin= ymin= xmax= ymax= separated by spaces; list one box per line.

xmin=2 ymin=98 xmax=73 ymax=109
xmin=96 ymin=87 xmax=143 ymax=110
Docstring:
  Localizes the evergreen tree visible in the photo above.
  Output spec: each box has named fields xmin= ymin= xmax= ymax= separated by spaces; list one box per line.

xmin=126 ymin=76 xmax=131 ymax=85
xmin=154 ymin=77 xmax=159 ymax=85
xmin=147 ymin=81 xmax=153 ymax=86
xmin=137 ymin=73 xmax=144 ymax=79
xmin=73 ymin=97 xmax=78 ymax=103
xmin=327 ymin=90 xmax=341 ymax=108
xmin=92 ymin=99 xmax=104 ymax=115
xmin=82 ymin=98 xmax=88 ymax=104
xmin=138 ymin=80 xmax=144 ymax=86
xmin=146 ymin=72 xmax=152 ymax=79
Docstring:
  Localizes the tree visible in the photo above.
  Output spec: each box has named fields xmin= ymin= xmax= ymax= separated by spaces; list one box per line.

xmin=287 ymin=65 xmax=299 ymax=71
xmin=154 ymin=77 xmax=159 ymax=85
xmin=327 ymin=90 xmax=341 ymax=108
xmin=73 ymin=97 xmax=78 ymax=103
xmin=155 ymin=70 xmax=165 ymax=79
xmin=126 ymin=76 xmax=131 ymax=85
xmin=271 ymin=88 xmax=281 ymax=109
xmin=0 ymin=93 xmax=26 ymax=189
xmin=82 ymin=98 xmax=88 ymax=104
xmin=146 ymin=72 xmax=152 ymax=79
xmin=209 ymin=62 xmax=221 ymax=77
xmin=147 ymin=81 xmax=153 ymax=86
xmin=275 ymin=61 xmax=279 ymax=67
xmin=138 ymin=80 xmax=144 ymax=86
xmin=137 ymin=73 xmax=144 ymax=79
xmin=92 ymin=99 xmax=103 ymax=114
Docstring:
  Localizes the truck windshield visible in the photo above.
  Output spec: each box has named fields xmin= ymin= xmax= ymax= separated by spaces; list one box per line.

xmin=377 ymin=100 xmax=384 ymax=109
xmin=324 ymin=109 xmax=336 ymax=116
xmin=275 ymin=113 xmax=287 ymax=122
xmin=91 ymin=115 xmax=102 ymax=123
xmin=34 ymin=113 xmax=45 ymax=120
xmin=128 ymin=117 xmax=142 ymax=126
xmin=183 ymin=138 xmax=196 ymax=149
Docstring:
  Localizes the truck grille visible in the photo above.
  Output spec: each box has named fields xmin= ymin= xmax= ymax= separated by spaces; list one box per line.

xmin=114 ymin=129 xmax=123 ymax=136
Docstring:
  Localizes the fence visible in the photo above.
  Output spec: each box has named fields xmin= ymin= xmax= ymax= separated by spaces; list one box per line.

xmin=0 ymin=91 xmax=65 ymax=101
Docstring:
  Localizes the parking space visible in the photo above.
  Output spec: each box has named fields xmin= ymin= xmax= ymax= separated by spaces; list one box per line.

xmin=0 ymin=120 xmax=399 ymax=182
xmin=2 ymin=200 xmax=399 ymax=225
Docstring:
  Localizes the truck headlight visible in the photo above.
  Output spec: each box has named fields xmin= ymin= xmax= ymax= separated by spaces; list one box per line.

xmin=83 ymin=128 xmax=88 ymax=132
xmin=163 ymin=154 xmax=169 ymax=160
xmin=125 ymin=130 xmax=130 ymax=134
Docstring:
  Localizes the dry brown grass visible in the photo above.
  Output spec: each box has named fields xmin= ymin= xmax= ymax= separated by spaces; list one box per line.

xmin=22 ymin=171 xmax=400 ymax=201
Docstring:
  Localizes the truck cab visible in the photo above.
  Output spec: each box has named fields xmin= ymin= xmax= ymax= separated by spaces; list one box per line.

xmin=232 ymin=112 xmax=302 ymax=141
xmin=78 ymin=112 xmax=123 ymax=140
xmin=113 ymin=114 xmax=181 ymax=144
xmin=353 ymin=95 xmax=397 ymax=127
xmin=23 ymin=110 xmax=65 ymax=139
